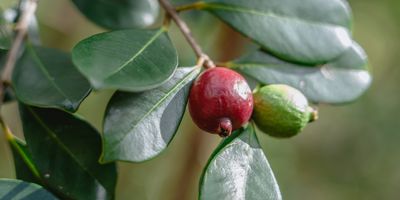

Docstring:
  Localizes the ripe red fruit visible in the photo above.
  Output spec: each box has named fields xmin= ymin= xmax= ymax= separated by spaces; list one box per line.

xmin=188 ymin=67 xmax=253 ymax=137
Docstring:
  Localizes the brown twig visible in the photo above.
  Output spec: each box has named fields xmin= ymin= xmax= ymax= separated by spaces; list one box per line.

xmin=1 ymin=0 xmax=38 ymax=84
xmin=0 ymin=0 xmax=38 ymax=109
xmin=0 ymin=0 xmax=38 ymax=144
xmin=158 ymin=0 xmax=215 ymax=69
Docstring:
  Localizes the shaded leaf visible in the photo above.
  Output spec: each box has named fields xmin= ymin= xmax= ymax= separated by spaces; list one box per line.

xmin=19 ymin=105 xmax=117 ymax=200
xmin=102 ymin=67 xmax=200 ymax=163
xmin=201 ymin=0 xmax=352 ymax=64
xmin=71 ymin=0 xmax=159 ymax=29
xmin=0 ymin=179 xmax=57 ymax=200
xmin=231 ymin=42 xmax=372 ymax=104
xmin=0 ymin=8 xmax=12 ymax=50
xmin=200 ymin=123 xmax=282 ymax=200
xmin=7 ymin=134 xmax=41 ymax=185
xmin=12 ymin=45 xmax=91 ymax=112
xmin=72 ymin=28 xmax=178 ymax=92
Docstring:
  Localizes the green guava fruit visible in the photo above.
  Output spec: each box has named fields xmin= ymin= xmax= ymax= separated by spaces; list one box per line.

xmin=252 ymin=84 xmax=316 ymax=138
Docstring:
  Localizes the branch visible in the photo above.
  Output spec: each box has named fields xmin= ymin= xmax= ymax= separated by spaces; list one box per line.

xmin=1 ymin=0 xmax=38 ymax=84
xmin=0 ymin=0 xmax=38 ymax=107
xmin=0 ymin=0 xmax=38 ymax=148
xmin=158 ymin=0 xmax=215 ymax=69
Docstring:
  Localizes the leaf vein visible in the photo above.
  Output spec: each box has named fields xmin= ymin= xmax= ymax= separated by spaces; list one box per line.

xmin=26 ymin=107 xmax=105 ymax=189
xmin=104 ymin=29 xmax=165 ymax=80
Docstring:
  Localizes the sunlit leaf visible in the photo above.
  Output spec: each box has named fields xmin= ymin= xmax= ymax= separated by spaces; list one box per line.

xmin=72 ymin=28 xmax=178 ymax=92
xmin=231 ymin=42 xmax=372 ymax=104
xmin=200 ymin=123 xmax=282 ymax=200
xmin=200 ymin=0 xmax=352 ymax=64
xmin=102 ymin=67 xmax=200 ymax=163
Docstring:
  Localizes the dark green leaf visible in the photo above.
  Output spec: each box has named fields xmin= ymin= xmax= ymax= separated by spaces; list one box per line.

xmin=199 ymin=123 xmax=282 ymax=200
xmin=72 ymin=28 xmax=178 ymax=92
xmin=19 ymin=105 xmax=117 ymax=200
xmin=12 ymin=45 xmax=91 ymax=112
xmin=0 ymin=179 xmax=57 ymax=200
xmin=71 ymin=0 xmax=159 ymax=29
xmin=102 ymin=67 xmax=200 ymax=163
xmin=231 ymin=42 xmax=372 ymax=104
xmin=7 ymin=134 xmax=41 ymax=184
xmin=0 ymin=48 xmax=7 ymax=72
xmin=201 ymin=0 xmax=352 ymax=64
xmin=0 ymin=8 xmax=12 ymax=50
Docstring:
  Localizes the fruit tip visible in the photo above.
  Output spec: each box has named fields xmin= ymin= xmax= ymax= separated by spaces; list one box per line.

xmin=218 ymin=118 xmax=232 ymax=137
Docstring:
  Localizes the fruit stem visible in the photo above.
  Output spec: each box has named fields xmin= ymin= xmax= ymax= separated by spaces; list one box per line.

xmin=158 ymin=0 xmax=215 ymax=69
xmin=218 ymin=118 xmax=232 ymax=137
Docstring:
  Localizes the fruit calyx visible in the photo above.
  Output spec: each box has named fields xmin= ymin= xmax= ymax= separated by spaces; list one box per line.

xmin=307 ymin=106 xmax=319 ymax=122
xmin=217 ymin=118 xmax=233 ymax=137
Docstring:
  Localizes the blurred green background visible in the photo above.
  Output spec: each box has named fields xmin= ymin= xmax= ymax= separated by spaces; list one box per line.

xmin=1 ymin=0 xmax=399 ymax=199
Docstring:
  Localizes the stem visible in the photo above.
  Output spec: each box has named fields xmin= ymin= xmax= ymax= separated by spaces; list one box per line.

xmin=0 ymin=0 xmax=40 ymax=183
xmin=158 ymin=0 xmax=215 ymax=69
xmin=1 ymin=0 xmax=39 ymax=84
xmin=175 ymin=2 xmax=206 ymax=12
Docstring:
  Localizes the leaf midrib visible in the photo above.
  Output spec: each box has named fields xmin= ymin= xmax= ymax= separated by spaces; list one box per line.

xmin=103 ymin=29 xmax=165 ymax=80
xmin=203 ymin=2 xmax=347 ymax=28
xmin=106 ymin=68 xmax=199 ymax=156
xmin=27 ymin=107 xmax=105 ymax=190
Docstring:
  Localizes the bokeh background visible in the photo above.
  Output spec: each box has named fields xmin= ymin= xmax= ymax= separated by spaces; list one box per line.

xmin=1 ymin=0 xmax=399 ymax=199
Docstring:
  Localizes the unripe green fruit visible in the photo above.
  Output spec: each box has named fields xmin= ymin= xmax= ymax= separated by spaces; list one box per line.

xmin=252 ymin=84 xmax=316 ymax=138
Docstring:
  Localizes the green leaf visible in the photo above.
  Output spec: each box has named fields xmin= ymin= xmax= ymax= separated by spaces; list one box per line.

xmin=0 ymin=179 xmax=57 ymax=200
xmin=101 ymin=67 xmax=200 ymax=163
xmin=200 ymin=0 xmax=352 ymax=64
xmin=19 ymin=105 xmax=117 ymax=200
xmin=72 ymin=28 xmax=178 ymax=92
xmin=71 ymin=0 xmax=159 ymax=29
xmin=7 ymin=134 xmax=41 ymax=185
xmin=0 ymin=8 xmax=12 ymax=50
xmin=199 ymin=123 xmax=282 ymax=200
xmin=12 ymin=45 xmax=91 ymax=112
xmin=231 ymin=42 xmax=372 ymax=104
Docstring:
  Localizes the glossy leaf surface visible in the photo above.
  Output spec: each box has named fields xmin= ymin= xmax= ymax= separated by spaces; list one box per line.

xmin=0 ymin=179 xmax=57 ymax=200
xmin=71 ymin=0 xmax=159 ymax=29
xmin=12 ymin=45 xmax=91 ymax=112
xmin=201 ymin=0 xmax=352 ymax=64
xmin=19 ymin=105 xmax=117 ymax=200
xmin=102 ymin=67 xmax=200 ymax=163
xmin=200 ymin=124 xmax=282 ymax=200
xmin=231 ymin=43 xmax=372 ymax=104
xmin=72 ymin=28 xmax=178 ymax=92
